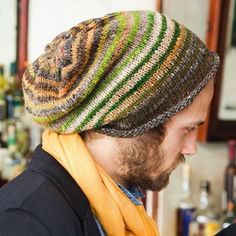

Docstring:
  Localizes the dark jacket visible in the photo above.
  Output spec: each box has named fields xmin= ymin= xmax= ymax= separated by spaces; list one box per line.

xmin=0 ymin=145 xmax=101 ymax=236
xmin=216 ymin=224 xmax=236 ymax=236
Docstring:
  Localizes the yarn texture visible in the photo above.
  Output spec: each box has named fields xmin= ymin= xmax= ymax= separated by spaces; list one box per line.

xmin=22 ymin=10 xmax=219 ymax=137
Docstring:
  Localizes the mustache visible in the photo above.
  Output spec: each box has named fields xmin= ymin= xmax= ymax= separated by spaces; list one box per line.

xmin=170 ymin=154 xmax=186 ymax=171
xmin=179 ymin=154 xmax=186 ymax=163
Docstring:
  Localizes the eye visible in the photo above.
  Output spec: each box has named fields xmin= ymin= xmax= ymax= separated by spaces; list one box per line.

xmin=185 ymin=126 xmax=197 ymax=134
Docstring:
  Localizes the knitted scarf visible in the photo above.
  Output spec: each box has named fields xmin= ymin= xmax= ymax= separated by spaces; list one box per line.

xmin=42 ymin=130 xmax=159 ymax=236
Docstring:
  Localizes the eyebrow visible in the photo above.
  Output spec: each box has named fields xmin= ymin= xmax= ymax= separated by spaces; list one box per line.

xmin=188 ymin=120 xmax=205 ymax=127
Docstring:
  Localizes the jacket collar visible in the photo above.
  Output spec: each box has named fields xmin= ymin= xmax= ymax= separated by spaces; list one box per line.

xmin=29 ymin=145 xmax=91 ymax=220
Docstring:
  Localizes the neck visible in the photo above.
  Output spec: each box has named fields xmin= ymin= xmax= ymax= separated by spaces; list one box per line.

xmin=84 ymin=132 xmax=122 ymax=184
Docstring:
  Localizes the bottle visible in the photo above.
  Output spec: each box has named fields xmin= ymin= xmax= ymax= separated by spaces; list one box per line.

xmin=0 ymin=65 xmax=7 ymax=121
xmin=0 ymin=121 xmax=9 ymax=186
xmin=225 ymin=140 xmax=236 ymax=204
xmin=0 ymin=65 xmax=5 ymax=91
xmin=220 ymin=190 xmax=228 ymax=222
xmin=6 ymin=62 xmax=30 ymax=156
xmin=8 ymin=62 xmax=17 ymax=92
xmin=221 ymin=201 xmax=236 ymax=229
xmin=0 ymin=121 xmax=7 ymax=148
xmin=7 ymin=123 xmax=17 ymax=155
xmin=0 ymin=90 xmax=7 ymax=122
xmin=189 ymin=180 xmax=220 ymax=236
xmin=1 ymin=124 xmax=26 ymax=181
xmin=5 ymin=62 xmax=17 ymax=120
xmin=177 ymin=163 xmax=196 ymax=236
xmin=13 ymin=90 xmax=24 ymax=120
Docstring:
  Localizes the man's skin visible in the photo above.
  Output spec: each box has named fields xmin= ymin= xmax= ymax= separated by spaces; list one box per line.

xmin=84 ymin=79 xmax=214 ymax=192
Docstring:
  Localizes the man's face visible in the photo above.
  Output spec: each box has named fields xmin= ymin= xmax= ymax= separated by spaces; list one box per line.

xmin=116 ymin=80 xmax=215 ymax=191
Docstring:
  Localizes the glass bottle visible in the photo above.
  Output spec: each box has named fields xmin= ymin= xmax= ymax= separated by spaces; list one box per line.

xmin=189 ymin=180 xmax=221 ymax=236
xmin=1 ymin=124 xmax=26 ymax=181
xmin=0 ymin=65 xmax=5 ymax=91
xmin=221 ymin=201 xmax=236 ymax=229
xmin=5 ymin=62 xmax=17 ymax=120
xmin=0 ymin=65 xmax=7 ymax=121
xmin=177 ymin=163 xmax=196 ymax=236
xmin=225 ymin=140 xmax=236 ymax=204
xmin=0 ymin=90 xmax=6 ymax=122
xmin=0 ymin=121 xmax=9 ymax=186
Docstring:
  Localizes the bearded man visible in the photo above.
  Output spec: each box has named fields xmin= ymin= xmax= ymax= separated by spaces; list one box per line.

xmin=0 ymin=10 xmax=219 ymax=236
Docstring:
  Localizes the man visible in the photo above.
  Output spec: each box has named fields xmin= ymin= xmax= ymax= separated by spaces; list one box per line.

xmin=0 ymin=10 xmax=219 ymax=236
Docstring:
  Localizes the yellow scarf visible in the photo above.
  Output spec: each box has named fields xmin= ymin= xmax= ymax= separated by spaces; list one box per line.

xmin=42 ymin=130 xmax=159 ymax=236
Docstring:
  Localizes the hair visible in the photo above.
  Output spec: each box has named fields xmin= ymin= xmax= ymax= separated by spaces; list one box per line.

xmin=138 ymin=123 xmax=165 ymax=145
xmin=80 ymin=122 xmax=165 ymax=145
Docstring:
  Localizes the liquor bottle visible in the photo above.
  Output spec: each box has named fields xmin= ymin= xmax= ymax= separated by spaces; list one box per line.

xmin=0 ymin=90 xmax=6 ymax=122
xmin=0 ymin=121 xmax=7 ymax=148
xmin=6 ymin=61 xmax=30 ymax=156
xmin=0 ymin=65 xmax=5 ymax=91
xmin=5 ymin=62 xmax=16 ymax=120
xmin=7 ymin=124 xmax=17 ymax=155
xmin=1 ymin=124 xmax=26 ymax=181
xmin=221 ymin=201 xmax=236 ymax=229
xmin=8 ymin=62 xmax=17 ymax=91
xmin=0 ymin=65 xmax=7 ymax=122
xmin=0 ymin=121 xmax=9 ymax=186
xmin=13 ymin=90 xmax=24 ymax=120
xmin=177 ymin=163 xmax=196 ymax=236
xmin=189 ymin=180 xmax=220 ymax=236
xmin=225 ymin=140 xmax=236 ymax=204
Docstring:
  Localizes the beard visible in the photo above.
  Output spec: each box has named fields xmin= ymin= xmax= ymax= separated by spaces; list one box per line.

xmin=117 ymin=134 xmax=185 ymax=191
xmin=135 ymin=154 xmax=185 ymax=191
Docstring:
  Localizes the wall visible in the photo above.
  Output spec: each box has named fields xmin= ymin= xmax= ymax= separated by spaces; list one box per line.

xmin=0 ymin=0 xmax=17 ymax=77
xmin=163 ymin=0 xmax=209 ymax=42
xmin=218 ymin=0 xmax=236 ymax=120
xmin=28 ymin=0 xmax=156 ymax=61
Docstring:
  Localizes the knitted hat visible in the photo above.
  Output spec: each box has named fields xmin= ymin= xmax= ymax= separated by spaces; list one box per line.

xmin=22 ymin=10 xmax=219 ymax=137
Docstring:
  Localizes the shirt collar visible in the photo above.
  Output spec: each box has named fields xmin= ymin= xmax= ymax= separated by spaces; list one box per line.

xmin=117 ymin=183 xmax=145 ymax=206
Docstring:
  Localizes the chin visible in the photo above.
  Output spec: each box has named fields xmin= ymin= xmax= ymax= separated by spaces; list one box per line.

xmin=141 ymin=173 xmax=170 ymax=192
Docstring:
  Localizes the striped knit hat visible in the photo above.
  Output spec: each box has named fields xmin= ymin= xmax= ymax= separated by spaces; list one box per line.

xmin=22 ymin=10 xmax=219 ymax=137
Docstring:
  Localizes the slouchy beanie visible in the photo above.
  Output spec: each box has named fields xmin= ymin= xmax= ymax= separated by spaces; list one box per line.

xmin=22 ymin=10 xmax=219 ymax=137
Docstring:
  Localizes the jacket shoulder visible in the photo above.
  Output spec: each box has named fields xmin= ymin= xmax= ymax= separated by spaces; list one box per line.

xmin=0 ymin=146 xmax=101 ymax=236
xmin=0 ymin=168 xmax=85 ymax=236
xmin=217 ymin=224 xmax=236 ymax=236
xmin=0 ymin=208 xmax=51 ymax=236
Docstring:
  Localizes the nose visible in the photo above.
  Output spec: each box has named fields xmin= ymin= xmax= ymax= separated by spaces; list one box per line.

xmin=180 ymin=132 xmax=198 ymax=156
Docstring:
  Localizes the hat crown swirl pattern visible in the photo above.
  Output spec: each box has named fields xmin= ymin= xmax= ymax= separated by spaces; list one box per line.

xmin=22 ymin=10 xmax=219 ymax=137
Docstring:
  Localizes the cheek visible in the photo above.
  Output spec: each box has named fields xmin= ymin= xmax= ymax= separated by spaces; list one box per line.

xmin=160 ymin=135 xmax=188 ymax=170
xmin=162 ymin=131 xmax=186 ymax=157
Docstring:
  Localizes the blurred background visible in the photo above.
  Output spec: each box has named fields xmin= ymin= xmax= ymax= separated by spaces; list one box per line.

xmin=0 ymin=0 xmax=236 ymax=235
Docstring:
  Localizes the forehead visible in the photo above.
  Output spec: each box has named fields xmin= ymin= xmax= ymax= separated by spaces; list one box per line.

xmin=167 ymin=80 xmax=214 ymax=126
